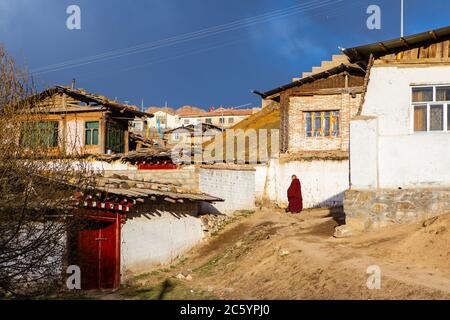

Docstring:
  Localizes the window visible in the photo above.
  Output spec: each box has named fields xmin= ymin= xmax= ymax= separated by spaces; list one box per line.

xmin=85 ymin=121 xmax=99 ymax=145
xmin=21 ymin=121 xmax=59 ymax=148
xmin=411 ymin=85 xmax=450 ymax=133
xmin=413 ymin=105 xmax=427 ymax=132
xmin=219 ymin=117 xmax=225 ymax=124
xmin=228 ymin=117 xmax=234 ymax=124
xmin=205 ymin=118 xmax=212 ymax=124
xmin=436 ymin=86 xmax=450 ymax=101
xmin=412 ymin=87 xmax=433 ymax=102
xmin=305 ymin=111 xmax=340 ymax=137
xmin=106 ymin=122 xmax=124 ymax=153
xmin=448 ymin=105 xmax=450 ymax=131
xmin=430 ymin=105 xmax=444 ymax=131
xmin=184 ymin=119 xmax=190 ymax=125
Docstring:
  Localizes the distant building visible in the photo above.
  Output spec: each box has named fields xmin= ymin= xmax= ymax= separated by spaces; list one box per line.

xmin=164 ymin=123 xmax=223 ymax=145
xmin=21 ymin=85 xmax=151 ymax=155
xmin=178 ymin=107 xmax=260 ymax=129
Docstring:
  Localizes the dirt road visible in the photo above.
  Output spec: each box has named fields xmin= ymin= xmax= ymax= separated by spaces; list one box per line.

xmin=99 ymin=207 xmax=450 ymax=300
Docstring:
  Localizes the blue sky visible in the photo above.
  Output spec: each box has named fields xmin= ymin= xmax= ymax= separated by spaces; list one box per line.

xmin=0 ymin=0 xmax=449 ymax=110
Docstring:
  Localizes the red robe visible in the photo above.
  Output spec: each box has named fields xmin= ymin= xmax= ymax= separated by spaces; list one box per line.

xmin=287 ymin=179 xmax=303 ymax=213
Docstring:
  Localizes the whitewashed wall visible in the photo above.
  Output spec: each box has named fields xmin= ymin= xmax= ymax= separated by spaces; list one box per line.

xmin=351 ymin=65 xmax=450 ymax=189
xmin=256 ymin=159 xmax=349 ymax=209
xmin=121 ymin=203 xmax=203 ymax=279
xmin=199 ymin=167 xmax=256 ymax=214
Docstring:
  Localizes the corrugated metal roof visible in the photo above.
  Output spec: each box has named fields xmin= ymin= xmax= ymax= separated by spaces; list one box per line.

xmin=343 ymin=25 xmax=450 ymax=68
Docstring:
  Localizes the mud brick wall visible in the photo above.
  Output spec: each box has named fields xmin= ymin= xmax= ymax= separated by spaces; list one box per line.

xmin=344 ymin=188 xmax=450 ymax=230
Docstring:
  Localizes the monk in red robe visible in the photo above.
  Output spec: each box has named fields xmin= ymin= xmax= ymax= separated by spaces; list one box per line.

xmin=287 ymin=175 xmax=303 ymax=214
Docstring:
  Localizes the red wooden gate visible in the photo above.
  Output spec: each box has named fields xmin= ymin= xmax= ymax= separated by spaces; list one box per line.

xmin=70 ymin=212 xmax=121 ymax=290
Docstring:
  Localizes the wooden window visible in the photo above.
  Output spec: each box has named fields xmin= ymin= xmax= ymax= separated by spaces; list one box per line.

xmin=106 ymin=122 xmax=124 ymax=154
xmin=430 ymin=105 xmax=444 ymax=131
xmin=412 ymin=87 xmax=433 ymax=102
xmin=21 ymin=121 xmax=59 ymax=148
xmin=305 ymin=111 xmax=340 ymax=137
xmin=305 ymin=113 xmax=312 ymax=137
xmin=413 ymin=105 xmax=427 ymax=132
xmin=85 ymin=121 xmax=99 ymax=146
xmin=219 ymin=117 xmax=225 ymax=124
xmin=411 ymin=85 xmax=450 ymax=133
xmin=436 ymin=86 xmax=450 ymax=101
xmin=331 ymin=111 xmax=339 ymax=137
xmin=448 ymin=105 xmax=450 ymax=131
xmin=313 ymin=112 xmax=322 ymax=136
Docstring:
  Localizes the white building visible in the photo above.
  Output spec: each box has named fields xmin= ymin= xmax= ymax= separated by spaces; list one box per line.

xmin=343 ymin=26 xmax=450 ymax=230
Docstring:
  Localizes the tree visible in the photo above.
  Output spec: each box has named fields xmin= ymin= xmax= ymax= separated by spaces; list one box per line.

xmin=0 ymin=46 xmax=91 ymax=297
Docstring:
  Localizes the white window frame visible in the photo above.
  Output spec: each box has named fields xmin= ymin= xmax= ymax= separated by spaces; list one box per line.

xmin=410 ymin=85 xmax=449 ymax=134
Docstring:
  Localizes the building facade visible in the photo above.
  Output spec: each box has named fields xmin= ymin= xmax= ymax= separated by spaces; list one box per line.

xmin=343 ymin=26 xmax=450 ymax=230
xmin=23 ymin=86 xmax=151 ymax=156
xmin=255 ymin=58 xmax=365 ymax=209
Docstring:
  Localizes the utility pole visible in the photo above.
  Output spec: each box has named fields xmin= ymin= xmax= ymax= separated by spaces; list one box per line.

xmin=401 ymin=0 xmax=404 ymax=37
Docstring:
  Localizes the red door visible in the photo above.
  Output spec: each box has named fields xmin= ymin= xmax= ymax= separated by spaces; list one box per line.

xmin=71 ymin=216 xmax=121 ymax=290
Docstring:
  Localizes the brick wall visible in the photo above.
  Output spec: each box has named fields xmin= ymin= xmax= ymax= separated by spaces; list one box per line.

xmin=287 ymin=93 xmax=361 ymax=152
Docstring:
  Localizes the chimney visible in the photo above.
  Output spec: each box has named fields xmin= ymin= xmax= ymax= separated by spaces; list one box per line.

xmin=71 ymin=78 xmax=76 ymax=90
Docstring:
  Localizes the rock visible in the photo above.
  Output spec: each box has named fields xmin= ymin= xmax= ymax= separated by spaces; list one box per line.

xmin=176 ymin=273 xmax=185 ymax=280
xmin=279 ymin=249 xmax=289 ymax=257
xmin=185 ymin=274 xmax=193 ymax=281
xmin=333 ymin=225 xmax=353 ymax=238
xmin=223 ymin=288 xmax=234 ymax=294
xmin=119 ymin=182 xmax=131 ymax=189
xmin=181 ymin=270 xmax=191 ymax=277
xmin=235 ymin=241 xmax=243 ymax=248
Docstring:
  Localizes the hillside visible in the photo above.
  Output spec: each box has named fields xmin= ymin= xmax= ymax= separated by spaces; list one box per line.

xmin=204 ymin=102 xmax=280 ymax=163
xmin=97 ymin=209 xmax=450 ymax=300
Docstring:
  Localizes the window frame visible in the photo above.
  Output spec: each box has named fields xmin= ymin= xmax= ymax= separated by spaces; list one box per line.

xmin=304 ymin=110 xmax=340 ymax=138
xmin=410 ymin=85 xmax=450 ymax=134
xmin=21 ymin=121 xmax=59 ymax=148
xmin=84 ymin=121 xmax=100 ymax=146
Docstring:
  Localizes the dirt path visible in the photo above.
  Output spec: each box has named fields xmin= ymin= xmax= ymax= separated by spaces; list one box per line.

xmin=98 ymin=208 xmax=450 ymax=300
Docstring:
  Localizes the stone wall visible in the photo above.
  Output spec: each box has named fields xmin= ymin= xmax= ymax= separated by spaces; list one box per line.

xmin=344 ymin=188 xmax=450 ymax=230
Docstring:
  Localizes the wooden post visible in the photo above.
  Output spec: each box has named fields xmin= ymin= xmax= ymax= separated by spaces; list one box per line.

xmin=124 ymin=129 xmax=129 ymax=154
xmin=114 ymin=213 xmax=121 ymax=289
xmin=100 ymin=116 xmax=107 ymax=154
